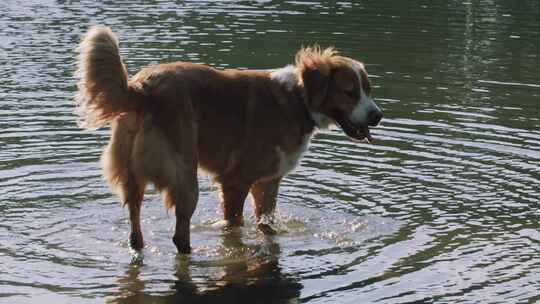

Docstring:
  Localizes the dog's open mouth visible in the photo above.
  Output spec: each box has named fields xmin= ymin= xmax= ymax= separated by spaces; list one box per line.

xmin=333 ymin=111 xmax=373 ymax=143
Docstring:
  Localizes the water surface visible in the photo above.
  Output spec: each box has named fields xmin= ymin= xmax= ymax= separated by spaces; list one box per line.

xmin=1 ymin=1 xmax=539 ymax=303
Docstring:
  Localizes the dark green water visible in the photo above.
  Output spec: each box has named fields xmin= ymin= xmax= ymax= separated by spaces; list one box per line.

xmin=1 ymin=1 xmax=539 ymax=303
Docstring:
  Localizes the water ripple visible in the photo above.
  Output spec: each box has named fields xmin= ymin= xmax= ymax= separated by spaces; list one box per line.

xmin=1 ymin=0 xmax=539 ymax=303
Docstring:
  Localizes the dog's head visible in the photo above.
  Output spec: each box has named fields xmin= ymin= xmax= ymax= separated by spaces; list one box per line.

xmin=296 ymin=47 xmax=383 ymax=142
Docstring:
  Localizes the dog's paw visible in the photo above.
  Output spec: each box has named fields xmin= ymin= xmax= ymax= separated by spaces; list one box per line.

xmin=257 ymin=223 xmax=278 ymax=235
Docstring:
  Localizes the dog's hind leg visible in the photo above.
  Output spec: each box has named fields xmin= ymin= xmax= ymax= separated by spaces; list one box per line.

xmin=250 ymin=177 xmax=281 ymax=235
xmin=156 ymin=102 xmax=199 ymax=254
xmin=124 ymin=175 xmax=146 ymax=251
xmin=174 ymin=201 xmax=196 ymax=254
xmin=131 ymin=122 xmax=199 ymax=254
xmin=102 ymin=114 xmax=147 ymax=251
xmin=164 ymin=177 xmax=198 ymax=254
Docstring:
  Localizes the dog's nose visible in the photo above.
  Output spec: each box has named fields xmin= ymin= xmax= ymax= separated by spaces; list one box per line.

xmin=368 ymin=109 xmax=383 ymax=126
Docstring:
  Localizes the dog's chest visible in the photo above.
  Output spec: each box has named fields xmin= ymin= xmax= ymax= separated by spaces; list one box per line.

xmin=274 ymin=134 xmax=311 ymax=177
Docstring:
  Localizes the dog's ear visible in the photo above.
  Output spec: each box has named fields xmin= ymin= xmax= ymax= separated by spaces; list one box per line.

xmin=299 ymin=64 xmax=330 ymax=109
xmin=295 ymin=46 xmax=336 ymax=110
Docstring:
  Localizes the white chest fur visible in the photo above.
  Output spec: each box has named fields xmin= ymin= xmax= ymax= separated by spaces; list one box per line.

xmin=275 ymin=134 xmax=312 ymax=177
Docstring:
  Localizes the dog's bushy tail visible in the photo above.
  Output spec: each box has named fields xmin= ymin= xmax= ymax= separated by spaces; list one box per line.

xmin=75 ymin=26 xmax=143 ymax=129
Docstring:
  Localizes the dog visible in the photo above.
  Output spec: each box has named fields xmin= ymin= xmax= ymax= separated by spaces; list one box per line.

xmin=75 ymin=26 xmax=383 ymax=254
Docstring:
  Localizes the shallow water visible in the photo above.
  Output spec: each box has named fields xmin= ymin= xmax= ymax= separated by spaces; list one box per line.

xmin=1 ymin=1 xmax=539 ymax=303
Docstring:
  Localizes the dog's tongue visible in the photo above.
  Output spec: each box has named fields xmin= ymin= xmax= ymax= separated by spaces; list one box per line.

xmin=365 ymin=127 xmax=373 ymax=143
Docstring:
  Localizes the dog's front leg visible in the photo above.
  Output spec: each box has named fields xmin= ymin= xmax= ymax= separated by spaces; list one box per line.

xmin=220 ymin=183 xmax=250 ymax=226
xmin=250 ymin=177 xmax=282 ymax=235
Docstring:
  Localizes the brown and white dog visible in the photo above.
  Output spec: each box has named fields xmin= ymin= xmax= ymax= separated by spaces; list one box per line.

xmin=75 ymin=26 xmax=383 ymax=254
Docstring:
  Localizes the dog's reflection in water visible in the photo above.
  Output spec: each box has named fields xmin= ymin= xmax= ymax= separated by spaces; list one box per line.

xmin=110 ymin=230 xmax=302 ymax=304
